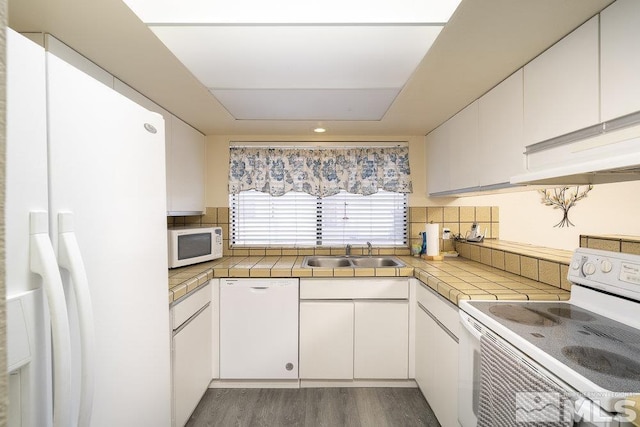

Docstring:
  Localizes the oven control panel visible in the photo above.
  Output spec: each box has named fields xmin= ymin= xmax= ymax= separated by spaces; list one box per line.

xmin=569 ymin=247 xmax=640 ymax=301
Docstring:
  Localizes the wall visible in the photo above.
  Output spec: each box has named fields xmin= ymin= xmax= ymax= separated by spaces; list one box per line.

xmin=447 ymin=181 xmax=640 ymax=251
xmin=205 ymin=134 xmax=640 ymax=251
xmin=1 ymin=0 xmax=7 ymax=420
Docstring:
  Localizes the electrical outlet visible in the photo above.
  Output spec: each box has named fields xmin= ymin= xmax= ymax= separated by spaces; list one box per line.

xmin=442 ymin=228 xmax=451 ymax=240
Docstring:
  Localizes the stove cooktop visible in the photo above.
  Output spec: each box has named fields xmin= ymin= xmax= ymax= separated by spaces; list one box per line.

xmin=467 ymin=300 xmax=640 ymax=394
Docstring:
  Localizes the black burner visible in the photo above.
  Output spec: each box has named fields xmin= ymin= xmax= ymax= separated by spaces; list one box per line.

xmin=562 ymin=346 xmax=640 ymax=381
xmin=489 ymin=304 xmax=559 ymax=327
xmin=547 ymin=307 xmax=595 ymax=321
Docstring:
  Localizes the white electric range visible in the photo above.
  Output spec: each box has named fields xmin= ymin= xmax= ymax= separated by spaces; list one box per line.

xmin=459 ymin=247 xmax=640 ymax=427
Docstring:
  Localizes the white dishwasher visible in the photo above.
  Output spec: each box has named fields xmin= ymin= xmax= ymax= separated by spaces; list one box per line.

xmin=220 ymin=278 xmax=299 ymax=379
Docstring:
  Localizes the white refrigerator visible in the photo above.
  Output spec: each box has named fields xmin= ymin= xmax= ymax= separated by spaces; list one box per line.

xmin=6 ymin=29 xmax=171 ymax=427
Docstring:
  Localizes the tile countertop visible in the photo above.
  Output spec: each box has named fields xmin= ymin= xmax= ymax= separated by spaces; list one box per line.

xmin=168 ymin=254 xmax=570 ymax=306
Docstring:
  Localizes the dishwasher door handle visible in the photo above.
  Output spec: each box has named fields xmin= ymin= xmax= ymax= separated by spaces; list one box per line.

xmin=250 ymin=286 xmax=269 ymax=293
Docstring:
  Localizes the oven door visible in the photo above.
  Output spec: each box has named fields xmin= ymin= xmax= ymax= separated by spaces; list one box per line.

xmin=458 ymin=310 xmax=630 ymax=427
xmin=458 ymin=310 xmax=483 ymax=427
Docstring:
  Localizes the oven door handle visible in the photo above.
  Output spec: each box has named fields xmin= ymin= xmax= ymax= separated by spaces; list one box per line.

xmin=459 ymin=310 xmax=483 ymax=341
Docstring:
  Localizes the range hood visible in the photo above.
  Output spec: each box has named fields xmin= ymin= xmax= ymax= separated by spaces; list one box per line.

xmin=511 ymin=112 xmax=640 ymax=186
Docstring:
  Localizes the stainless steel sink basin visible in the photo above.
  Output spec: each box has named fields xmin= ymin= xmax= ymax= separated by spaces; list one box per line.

xmin=302 ymin=256 xmax=404 ymax=268
xmin=304 ymin=257 xmax=352 ymax=268
xmin=349 ymin=257 xmax=404 ymax=268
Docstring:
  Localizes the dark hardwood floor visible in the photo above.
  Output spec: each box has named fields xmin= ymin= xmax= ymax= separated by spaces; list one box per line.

xmin=186 ymin=387 xmax=441 ymax=427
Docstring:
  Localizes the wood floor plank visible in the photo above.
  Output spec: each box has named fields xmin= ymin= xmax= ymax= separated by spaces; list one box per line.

xmin=303 ymin=388 xmax=362 ymax=427
xmin=185 ymin=387 xmax=440 ymax=427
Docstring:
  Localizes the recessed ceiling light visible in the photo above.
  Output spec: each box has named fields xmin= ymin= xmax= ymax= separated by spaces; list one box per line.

xmin=314 ymin=127 xmax=326 ymax=133
xmin=123 ymin=0 xmax=461 ymax=121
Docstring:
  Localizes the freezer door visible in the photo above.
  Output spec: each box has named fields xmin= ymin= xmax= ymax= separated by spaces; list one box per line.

xmin=6 ymin=30 xmax=53 ymax=427
xmin=45 ymin=52 xmax=171 ymax=426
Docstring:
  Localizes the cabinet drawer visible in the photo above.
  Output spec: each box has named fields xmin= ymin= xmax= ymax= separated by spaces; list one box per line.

xmin=172 ymin=282 xmax=211 ymax=329
xmin=300 ymin=278 xmax=408 ymax=300
xmin=416 ymin=281 xmax=459 ymax=337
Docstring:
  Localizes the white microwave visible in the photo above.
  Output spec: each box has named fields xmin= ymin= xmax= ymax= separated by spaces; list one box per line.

xmin=168 ymin=226 xmax=223 ymax=268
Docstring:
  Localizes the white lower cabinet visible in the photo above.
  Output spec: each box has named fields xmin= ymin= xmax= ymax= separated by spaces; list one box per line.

xmin=299 ymin=301 xmax=354 ymax=379
xmin=171 ymin=283 xmax=212 ymax=427
xmin=415 ymin=282 xmax=459 ymax=427
xmin=354 ymin=301 xmax=409 ymax=379
xmin=299 ymin=278 xmax=409 ymax=381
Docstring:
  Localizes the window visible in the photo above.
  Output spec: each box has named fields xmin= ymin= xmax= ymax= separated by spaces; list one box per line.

xmin=230 ymin=190 xmax=407 ymax=247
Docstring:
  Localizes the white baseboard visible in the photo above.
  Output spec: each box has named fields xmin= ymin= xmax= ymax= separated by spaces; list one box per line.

xmin=300 ymin=379 xmax=417 ymax=388
xmin=208 ymin=379 xmax=418 ymax=389
xmin=209 ymin=379 xmax=300 ymax=389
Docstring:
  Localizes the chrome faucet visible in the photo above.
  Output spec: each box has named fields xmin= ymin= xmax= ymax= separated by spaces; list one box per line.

xmin=346 ymin=244 xmax=352 ymax=256
xmin=367 ymin=241 xmax=372 ymax=257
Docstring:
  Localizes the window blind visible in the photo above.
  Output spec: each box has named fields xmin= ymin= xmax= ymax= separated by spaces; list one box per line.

xmin=230 ymin=190 xmax=407 ymax=247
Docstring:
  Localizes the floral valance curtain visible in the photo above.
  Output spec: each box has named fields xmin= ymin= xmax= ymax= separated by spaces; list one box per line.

xmin=228 ymin=146 xmax=413 ymax=197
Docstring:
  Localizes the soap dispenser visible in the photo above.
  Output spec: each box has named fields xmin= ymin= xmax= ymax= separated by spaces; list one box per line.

xmin=419 ymin=231 xmax=427 ymax=255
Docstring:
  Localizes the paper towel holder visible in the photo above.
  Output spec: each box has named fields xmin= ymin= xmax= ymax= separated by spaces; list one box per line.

xmin=422 ymin=221 xmax=444 ymax=261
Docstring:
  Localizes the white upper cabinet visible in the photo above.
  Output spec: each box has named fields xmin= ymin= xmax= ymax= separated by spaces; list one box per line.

xmin=448 ymin=101 xmax=480 ymax=191
xmin=115 ymin=79 xmax=205 ymax=215
xmin=479 ymin=70 xmax=525 ymax=186
xmin=426 ymin=101 xmax=480 ymax=195
xmin=425 ymin=124 xmax=450 ymax=195
xmin=523 ymin=16 xmax=600 ymax=146
xmin=168 ymin=116 xmax=205 ymax=215
xmin=600 ymin=0 xmax=640 ymax=122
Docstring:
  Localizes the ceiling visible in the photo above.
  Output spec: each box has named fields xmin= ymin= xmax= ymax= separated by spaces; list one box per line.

xmin=9 ymin=0 xmax=614 ymax=136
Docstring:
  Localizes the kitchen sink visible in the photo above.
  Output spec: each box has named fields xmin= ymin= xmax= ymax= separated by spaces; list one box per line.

xmin=304 ymin=257 xmax=352 ymax=268
xmin=302 ymin=256 xmax=404 ymax=268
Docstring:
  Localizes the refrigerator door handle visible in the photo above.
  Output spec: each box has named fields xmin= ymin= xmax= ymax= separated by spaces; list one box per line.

xmin=29 ymin=211 xmax=72 ymax=427
xmin=58 ymin=212 xmax=95 ymax=427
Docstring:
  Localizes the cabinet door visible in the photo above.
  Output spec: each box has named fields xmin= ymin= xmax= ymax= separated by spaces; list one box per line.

xmin=431 ymin=317 xmax=459 ymax=427
xmin=354 ymin=301 xmax=408 ymax=379
xmin=426 ymin=124 xmax=450 ymax=195
xmin=415 ymin=305 xmax=436 ymax=402
xmin=448 ymin=101 xmax=480 ymax=191
xmin=600 ymin=0 xmax=640 ymax=122
xmin=299 ymin=301 xmax=354 ymax=379
xmin=479 ymin=70 xmax=525 ymax=185
xmin=173 ymin=305 xmax=212 ymax=427
xmin=415 ymin=303 xmax=459 ymax=427
xmin=168 ymin=116 xmax=205 ymax=214
xmin=523 ymin=16 xmax=600 ymax=145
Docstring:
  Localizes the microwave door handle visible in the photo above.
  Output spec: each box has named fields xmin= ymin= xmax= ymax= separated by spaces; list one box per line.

xmin=57 ymin=212 xmax=96 ymax=427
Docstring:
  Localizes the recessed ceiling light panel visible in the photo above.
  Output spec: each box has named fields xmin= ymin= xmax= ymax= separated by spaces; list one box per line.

xmin=211 ymin=88 xmax=400 ymax=120
xmin=121 ymin=0 xmax=458 ymax=121
xmin=123 ymin=0 xmax=461 ymax=24
xmin=149 ymin=25 xmax=442 ymax=89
